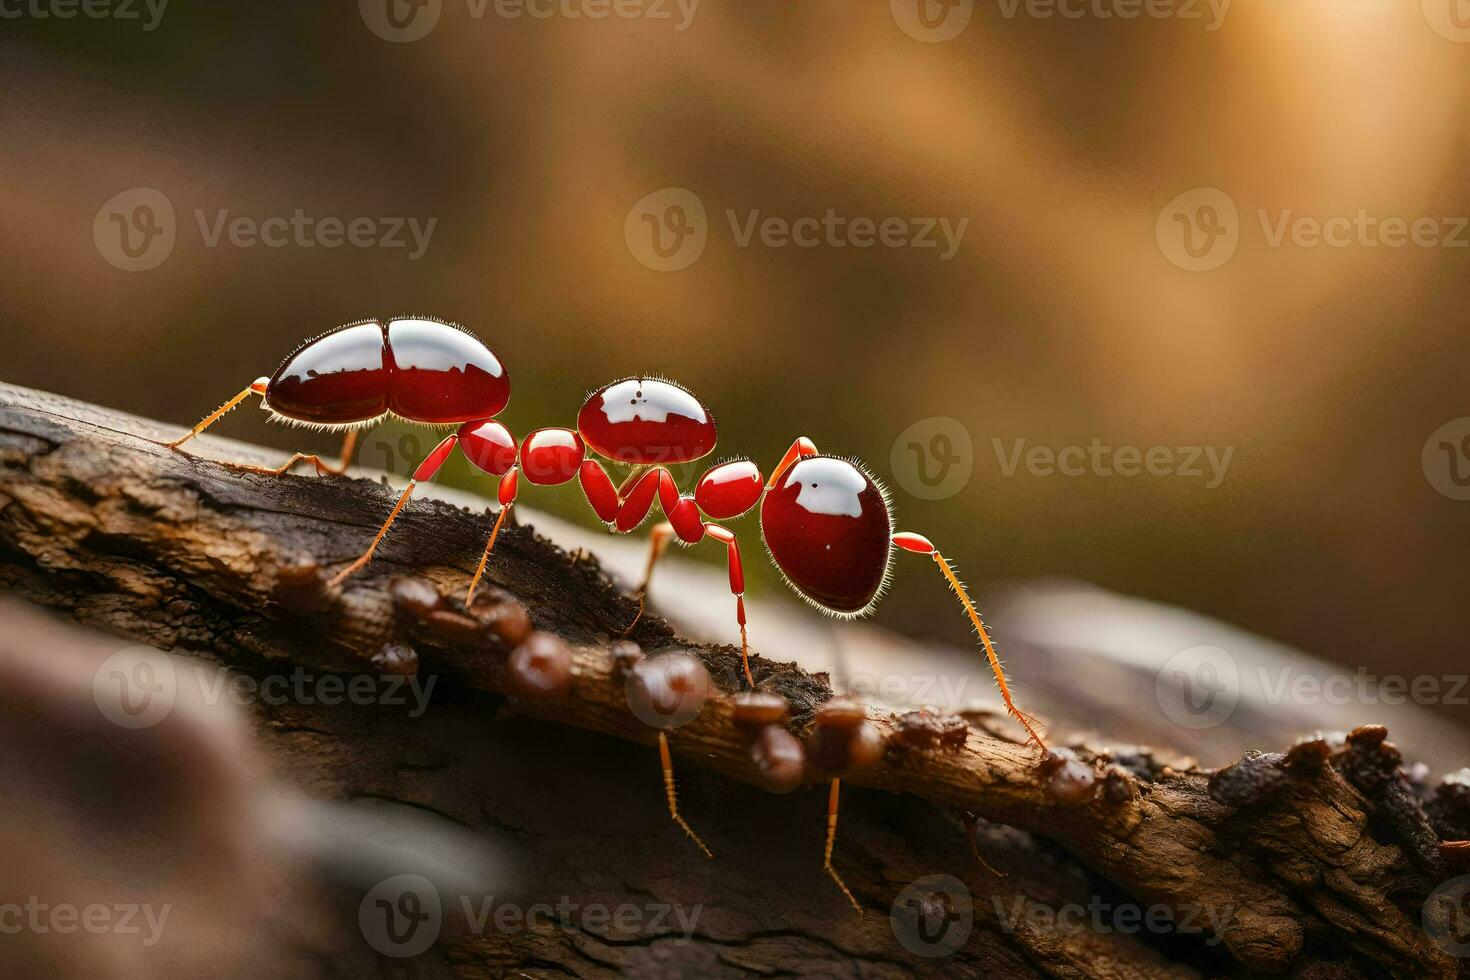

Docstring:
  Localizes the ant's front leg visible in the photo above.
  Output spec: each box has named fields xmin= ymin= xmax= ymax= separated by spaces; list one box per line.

xmin=892 ymin=532 xmax=1048 ymax=750
xmin=617 ymin=469 xmax=700 ymax=628
xmin=703 ymin=524 xmax=754 ymax=687
xmin=623 ymin=462 xmax=763 ymax=687
xmin=766 ymin=436 xmax=818 ymax=488
xmin=464 ymin=466 xmax=519 ymax=605
xmin=621 ymin=521 xmax=676 ymax=634
xmin=624 ymin=520 xmax=755 ymax=688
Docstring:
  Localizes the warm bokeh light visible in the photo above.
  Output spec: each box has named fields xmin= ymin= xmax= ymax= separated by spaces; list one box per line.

xmin=2 ymin=2 xmax=1467 ymax=726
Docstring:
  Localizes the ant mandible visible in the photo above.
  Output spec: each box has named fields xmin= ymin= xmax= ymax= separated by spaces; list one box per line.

xmin=166 ymin=315 xmax=1048 ymax=892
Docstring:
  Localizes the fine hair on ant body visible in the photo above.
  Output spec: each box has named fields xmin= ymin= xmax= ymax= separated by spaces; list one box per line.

xmin=164 ymin=314 xmax=1047 ymax=908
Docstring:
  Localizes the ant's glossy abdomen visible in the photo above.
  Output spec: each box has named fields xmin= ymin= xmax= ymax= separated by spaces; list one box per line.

xmin=265 ymin=320 xmax=389 ymax=424
xmin=760 ymin=456 xmax=893 ymax=616
xmin=265 ymin=317 xmax=509 ymax=427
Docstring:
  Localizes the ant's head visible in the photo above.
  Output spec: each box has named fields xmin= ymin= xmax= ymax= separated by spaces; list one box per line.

xmin=576 ymin=376 xmax=717 ymax=466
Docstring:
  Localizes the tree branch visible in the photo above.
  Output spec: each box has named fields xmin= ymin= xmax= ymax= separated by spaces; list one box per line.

xmin=1 ymin=381 xmax=1465 ymax=977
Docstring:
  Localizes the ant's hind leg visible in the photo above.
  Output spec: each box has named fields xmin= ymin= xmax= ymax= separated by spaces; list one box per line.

xmin=165 ymin=379 xmax=268 ymax=449
xmin=327 ymin=434 xmax=458 ymax=588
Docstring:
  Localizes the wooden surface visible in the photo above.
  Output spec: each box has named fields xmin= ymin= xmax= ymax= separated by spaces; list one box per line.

xmin=2 ymin=381 xmax=1467 ymax=978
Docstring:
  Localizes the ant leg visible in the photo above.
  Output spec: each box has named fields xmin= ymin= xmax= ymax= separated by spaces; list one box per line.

xmin=892 ymin=532 xmax=1047 ymax=750
xmin=606 ymin=467 xmax=672 ymax=628
xmin=766 ymin=436 xmax=818 ymax=488
xmin=703 ymin=523 xmax=754 ymax=688
xmin=823 ymin=777 xmax=862 ymax=912
xmin=962 ymin=811 xmax=1006 ymax=879
xmin=465 ymin=467 xmax=519 ymax=606
xmin=316 ymin=429 xmax=361 ymax=475
xmin=228 ymin=429 xmax=364 ymax=477
xmin=165 ymin=378 xmax=268 ymax=449
xmin=619 ymin=521 xmax=675 ymax=635
xmin=619 ymin=472 xmax=701 ymax=633
xmin=579 ymin=459 xmax=620 ymax=523
xmin=658 ymin=732 xmax=713 ymax=859
xmin=613 ymin=467 xmax=665 ymax=533
xmin=327 ymin=434 xmax=458 ymax=588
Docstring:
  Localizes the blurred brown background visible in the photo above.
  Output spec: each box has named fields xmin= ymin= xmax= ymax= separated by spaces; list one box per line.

xmin=2 ymin=1 xmax=1467 ymax=723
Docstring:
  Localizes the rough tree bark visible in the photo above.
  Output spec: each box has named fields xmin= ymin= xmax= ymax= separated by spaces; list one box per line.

xmin=1 ymin=382 xmax=1466 ymax=979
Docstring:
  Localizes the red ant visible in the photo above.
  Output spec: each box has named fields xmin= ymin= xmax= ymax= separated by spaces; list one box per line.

xmin=166 ymin=315 xmax=1047 ymax=898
